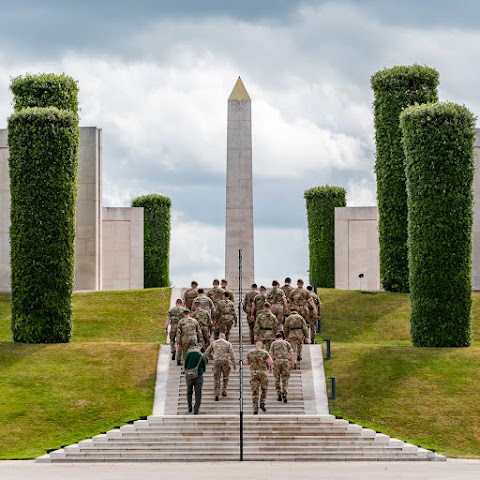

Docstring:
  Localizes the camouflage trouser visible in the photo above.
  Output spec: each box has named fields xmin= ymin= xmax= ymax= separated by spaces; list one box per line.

xmin=250 ymin=370 xmax=268 ymax=412
xmin=169 ymin=326 xmax=178 ymax=354
xmin=180 ymin=336 xmax=197 ymax=361
xmin=213 ymin=359 xmax=231 ymax=396
xmin=273 ymin=359 xmax=290 ymax=395
xmin=259 ymin=334 xmax=274 ymax=353
xmin=248 ymin=319 xmax=255 ymax=344
xmin=308 ymin=313 xmax=317 ymax=343
xmin=271 ymin=304 xmax=284 ymax=330
xmin=201 ymin=326 xmax=211 ymax=349
xmin=288 ymin=334 xmax=304 ymax=366
xmin=219 ymin=317 xmax=234 ymax=341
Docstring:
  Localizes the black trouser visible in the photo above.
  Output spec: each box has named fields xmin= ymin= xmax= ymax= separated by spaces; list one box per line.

xmin=187 ymin=375 xmax=204 ymax=413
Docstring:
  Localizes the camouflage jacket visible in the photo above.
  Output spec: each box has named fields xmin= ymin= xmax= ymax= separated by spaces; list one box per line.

xmin=266 ymin=287 xmax=286 ymax=306
xmin=269 ymin=339 xmax=293 ymax=361
xmin=252 ymin=293 xmax=266 ymax=313
xmin=254 ymin=310 xmax=277 ymax=337
xmin=223 ymin=288 xmax=235 ymax=302
xmin=192 ymin=295 xmax=215 ymax=314
xmin=309 ymin=291 xmax=321 ymax=312
xmin=167 ymin=306 xmax=184 ymax=328
xmin=284 ymin=313 xmax=308 ymax=338
xmin=177 ymin=316 xmax=203 ymax=342
xmin=217 ymin=299 xmax=237 ymax=320
xmin=247 ymin=347 xmax=270 ymax=372
xmin=243 ymin=290 xmax=257 ymax=313
xmin=281 ymin=284 xmax=293 ymax=298
xmin=205 ymin=338 xmax=236 ymax=364
xmin=183 ymin=288 xmax=198 ymax=309
xmin=207 ymin=286 xmax=224 ymax=305
xmin=288 ymin=287 xmax=311 ymax=308
xmin=191 ymin=309 xmax=213 ymax=329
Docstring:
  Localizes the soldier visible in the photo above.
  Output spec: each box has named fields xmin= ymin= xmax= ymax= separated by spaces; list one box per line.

xmin=266 ymin=280 xmax=289 ymax=330
xmin=183 ymin=281 xmax=199 ymax=310
xmin=192 ymin=288 xmax=216 ymax=316
xmin=245 ymin=341 xmax=273 ymax=414
xmin=221 ymin=279 xmax=235 ymax=302
xmin=208 ymin=279 xmax=224 ymax=337
xmin=281 ymin=277 xmax=294 ymax=300
xmin=269 ymin=332 xmax=294 ymax=403
xmin=243 ymin=283 xmax=258 ymax=344
xmin=306 ymin=285 xmax=321 ymax=344
xmin=166 ymin=298 xmax=184 ymax=361
xmin=288 ymin=278 xmax=317 ymax=326
xmin=191 ymin=300 xmax=213 ymax=350
xmin=284 ymin=307 xmax=308 ymax=369
xmin=184 ymin=344 xmax=207 ymax=415
xmin=216 ymin=291 xmax=237 ymax=341
xmin=250 ymin=285 xmax=267 ymax=324
xmin=254 ymin=302 xmax=278 ymax=352
xmin=176 ymin=309 xmax=203 ymax=366
xmin=205 ymin=333 xmax=236 ymax=401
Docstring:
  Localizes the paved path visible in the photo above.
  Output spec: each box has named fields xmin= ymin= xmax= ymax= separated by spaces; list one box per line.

xmin=1 ymin=459 xmax=480 ymax=480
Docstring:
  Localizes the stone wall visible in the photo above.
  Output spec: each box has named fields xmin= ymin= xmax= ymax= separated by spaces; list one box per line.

xmin=472 ymin=129 xmax=480 ymax=290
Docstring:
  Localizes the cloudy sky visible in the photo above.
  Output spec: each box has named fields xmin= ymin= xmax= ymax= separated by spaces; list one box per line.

xmin=0 ymin=0 xmax=479 ymax=288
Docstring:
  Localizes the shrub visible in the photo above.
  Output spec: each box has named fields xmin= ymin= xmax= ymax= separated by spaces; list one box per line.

xmin=10 ymin=73 xmax=79 ymax=114
xmin=9 ymin=107 xmax=79 ymax=343
xmin=131 ymin=194 xmax=171 ymax=288
xmin=371 ymin=65 xmax=439 ymax=292
xmin=304 ymin=185 xmax=347 ymax=288
xmin=400 ymin=102 xmax=475 ymax=347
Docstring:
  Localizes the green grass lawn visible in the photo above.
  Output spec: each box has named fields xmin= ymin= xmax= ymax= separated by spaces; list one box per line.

xmin=0 ymin=288 xmax=170 ymax=459
xmin=319 ymin=288 xmax=480 ymax=458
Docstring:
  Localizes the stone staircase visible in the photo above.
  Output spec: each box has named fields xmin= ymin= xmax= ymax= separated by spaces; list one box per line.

xmin=37 ymin=287 xmax=445 ymax=462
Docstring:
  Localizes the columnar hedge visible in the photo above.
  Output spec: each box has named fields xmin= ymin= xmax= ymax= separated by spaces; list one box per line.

xmin=131 ymin=194 xmax=171 ymax=288
xmin=9 ymin=106 xmax=79 ymax=343
xmin=371 ymin=65 xmax=439 ymax=292
xmin=304 ymin=186 xmax=346 ymax=288
xmin=400 ymin=102 xmax=475 ymax=347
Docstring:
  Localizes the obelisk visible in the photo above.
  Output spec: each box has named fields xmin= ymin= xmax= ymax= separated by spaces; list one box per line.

xmin=225 ymin=77 xmax=254 ymax=290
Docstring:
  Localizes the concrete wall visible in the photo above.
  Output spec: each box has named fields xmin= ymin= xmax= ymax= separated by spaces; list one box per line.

xmin=335 ymin=207 xmax=381 ymax=291
xmin=0 ymin=130 xmax=9 ymax=291
xmin=102 ymin=207 xmax=144 ymax=291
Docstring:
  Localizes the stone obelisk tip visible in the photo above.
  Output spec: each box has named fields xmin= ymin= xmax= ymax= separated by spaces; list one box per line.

xmin=228 ymin=76 xmax=250 ymax=101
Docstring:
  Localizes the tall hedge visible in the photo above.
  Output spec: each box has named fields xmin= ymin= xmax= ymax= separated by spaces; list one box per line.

xmin=9 ymin=107 xmax=79 ymax=343
xmin=304 ymin=185 xmax=346 ymax=288
xmin=131 ymin=194 xmax=171 ymax=288
xmin=400 ymin=102 xmax=475 ymax=347
xmin=371 ymin=65 xmax=439 ymax=292
xmin=10 ymin=73 xmax=78 ymax=113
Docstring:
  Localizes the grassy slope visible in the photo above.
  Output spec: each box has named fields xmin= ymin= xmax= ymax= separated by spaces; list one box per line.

xmin=0 ymin=289 xmax=170 ymax=459
xmin=319 ymin=289 xmax=480 ymax=458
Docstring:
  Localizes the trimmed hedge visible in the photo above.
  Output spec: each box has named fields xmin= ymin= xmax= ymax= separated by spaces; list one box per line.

xmin=8 ymin=107 xmax=79 ymax=343
xmin=371 ymin=65 xmax=439 ymax=293
xmin=400 ymin=102 xmax=475 ymax=347
xmin=131 ymin=194 xmax=171 ymax=288
xmin=304 ymin=185 xmax=346 ymax=288
xmin=10 ymin=73 xmax=79 ymax=114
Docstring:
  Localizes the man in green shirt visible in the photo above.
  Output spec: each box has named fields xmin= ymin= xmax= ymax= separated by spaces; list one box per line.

xmin=184 ymin=344 xmax=208 ymax=414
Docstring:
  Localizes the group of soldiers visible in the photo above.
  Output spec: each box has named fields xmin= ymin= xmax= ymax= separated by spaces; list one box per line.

xmin=165 ymin=277 xmax=322 ymax=414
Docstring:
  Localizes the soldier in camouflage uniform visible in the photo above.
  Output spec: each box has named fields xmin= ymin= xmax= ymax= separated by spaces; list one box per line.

xmin=284 ymin=307 xmax=308 ymax=369
xmin=266 ymin=280 xmax=289 ymax=330
xmin=254 ymin=302 xmax=278 ymax=352
xmin=269 ymin=332 xmax=294 ymax=403
xmin=281 ymin=277 xmax=294 ymax=302
xmin=250 ymin=285 xmax=267 ymax=324
xmin=166 ymin=299 xmax=184 ymax=361
xmin=221 ymin=279 xmax=235 ymax=302
xmin=216 ymin=291 xmax=237 ymax=341
xmin=208 ymin=279 xmax=225 ymax=338
xmin=245 ymin=341 xmax=273 ymax=414
xmin=192 ymin=288 xmax=216 ymax=316
xmin=306 ymin=285 xmax=321 ymax=344
xmin=176 ymin=309 xmax=203 ymax=365
xmin=205 ymin=333 xmax=236 ymax=400
xmin=288 ymin=279 xmax=317 ymax=331
xmin=183 ymin=281 xmax=199 ymax=310
xmin=243 ymin=283 xmax=258 ymax=344
xmin=191 ymin=300 xmax=213 ymax=350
